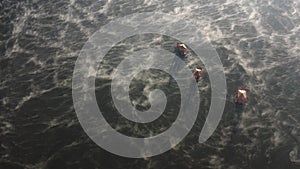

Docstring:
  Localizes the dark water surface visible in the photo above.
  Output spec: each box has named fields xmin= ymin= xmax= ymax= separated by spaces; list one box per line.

xmin=1 ymin=0 xmax=300 ymax=168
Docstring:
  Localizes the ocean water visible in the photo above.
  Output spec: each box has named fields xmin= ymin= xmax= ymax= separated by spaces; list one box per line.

xmin=1 ymin=0 xmax=300 ymax=168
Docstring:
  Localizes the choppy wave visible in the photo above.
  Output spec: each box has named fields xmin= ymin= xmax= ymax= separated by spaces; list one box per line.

xmin=1 ymin=0 xmax=299 ymax=168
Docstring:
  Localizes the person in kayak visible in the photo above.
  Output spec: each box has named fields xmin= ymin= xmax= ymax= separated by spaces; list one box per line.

xmin=177 ymin=42 xmax=189 ymax=57
xmin=235 ymin=86 xmax=247 ymax=105
xmin=192 ymin=66 xmax=202 ymax=82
